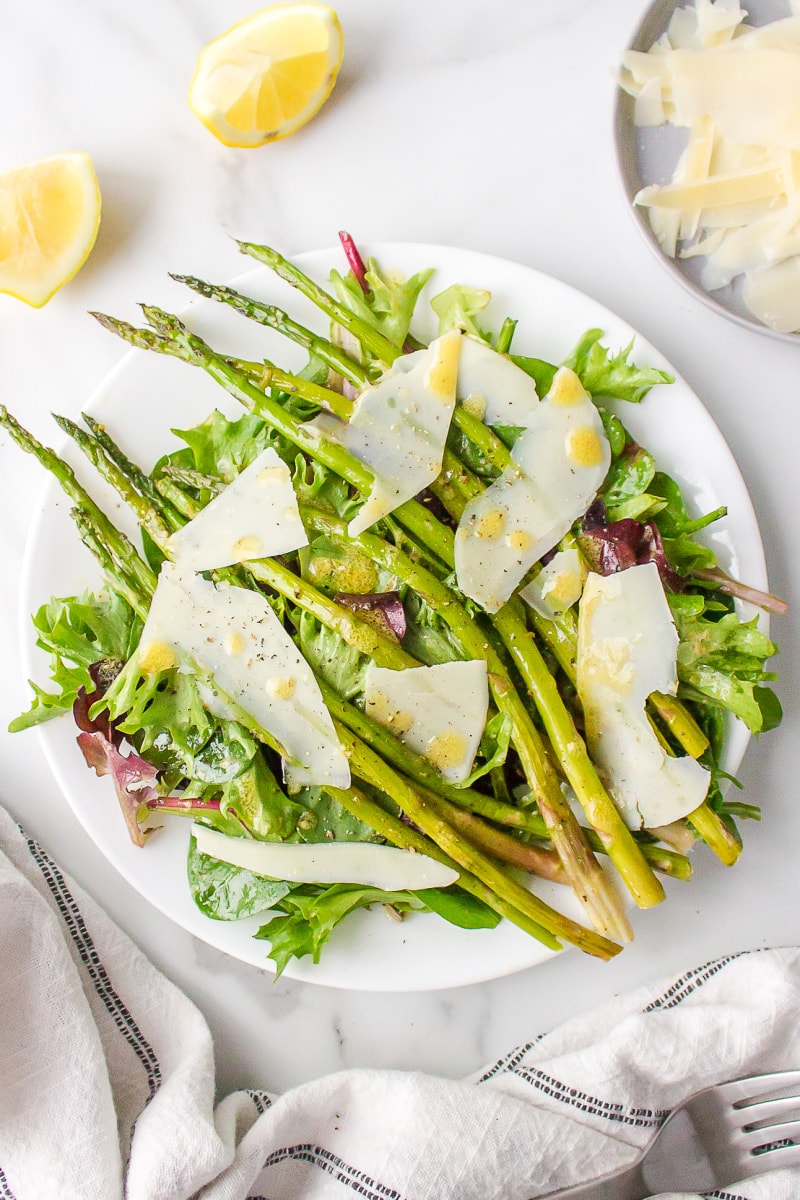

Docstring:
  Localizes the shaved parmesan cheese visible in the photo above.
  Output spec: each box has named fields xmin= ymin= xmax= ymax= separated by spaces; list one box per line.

xmin=364 ymin=660 xmax=489 ymax=784
xmin=520 ymin=548 xmax=587 ymax=619
xmin=323 ymin=332 xmax=461 ymax=537
xmin=742 ymin=257 xmax=800 ymax=332
xmin=455 ymin=368 xmax=610 ymax=613
xmin=457 ymin=335 xmax=539 ymax=427
xmin=193 ymin=824 xmax=459 ymax=890
xmin=621 ymin=1 xmax=800 ymax=331
xmin=636 ymin=166 xmax=785 ymax=211
xmin=634 ymin=76 xmax=665 ymax=127
xmin=167 ymin=447 xmax=307 ymax=571
xmin=138 ymin=562 xmax=350 ymax=791
xmin=577 ymin=563 xmax=710 ymax=830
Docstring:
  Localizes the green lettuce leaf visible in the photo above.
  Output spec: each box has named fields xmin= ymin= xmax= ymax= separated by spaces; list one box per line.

xmin=296 ymin=611 xmax=369 ymax=700
xmin=331 ymin=260 xmax=434 ymax=349
xmin=601 ymin=444 xmax=657 ymax=507
xmin=563 ymin=329 xmax=674 ymax=403
xmin=220 ymin=754 xmax=306 ymax=840
xmin=256 ymin=883 xmax=422 ymax=976
xmin=292 ymin=457 xmax=362 ymax=524
xmin=169 ymin=410 xmax=282 ymax=483
xmin=11 ymin=591 xmax=142 ymax=732
xmin=400 ymin=591 xmax=465 ymax=666
xmin=101 ymin=658 xmax=259 ymax=785
xmin=459 ymin=710 xmax=511 ymax=788
xmin=430 ymin=284 xmax=492 ymax=341
xmin=672 ymin=602 xmax=781 ymax=734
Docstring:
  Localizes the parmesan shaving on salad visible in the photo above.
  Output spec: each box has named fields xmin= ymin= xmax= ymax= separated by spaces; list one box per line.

xmin=619 ymin=0 xmax=800 ymax=332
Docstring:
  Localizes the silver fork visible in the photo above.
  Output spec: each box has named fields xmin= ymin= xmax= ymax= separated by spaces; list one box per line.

xmin=540 ymin=1069 xmax=800 ymax=1198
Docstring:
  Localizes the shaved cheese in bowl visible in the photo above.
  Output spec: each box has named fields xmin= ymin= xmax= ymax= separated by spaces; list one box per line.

xmin=619 ymin=0 xmax=800 ymax=333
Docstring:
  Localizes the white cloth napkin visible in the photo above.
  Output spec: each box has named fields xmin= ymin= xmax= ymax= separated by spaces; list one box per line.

xmin=1 ymin=803 xmax=799 ymax=1200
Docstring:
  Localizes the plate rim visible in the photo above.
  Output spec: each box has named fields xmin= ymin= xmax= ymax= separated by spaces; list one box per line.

xmin=19 ymin=239 xmax=769 ymax=991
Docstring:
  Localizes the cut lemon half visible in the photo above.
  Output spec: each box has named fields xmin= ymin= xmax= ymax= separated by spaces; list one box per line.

xmin=0 ymin=152 xmax=101 ymax=308
xmin=189 ymin=3 xmax=343 ymax=148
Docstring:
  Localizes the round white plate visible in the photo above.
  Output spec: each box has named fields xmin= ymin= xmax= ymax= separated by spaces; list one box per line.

xmin=21 ymin=242 xmax=767 ymax=990
xmin=614 ymin=0 xmax=798 ymax=342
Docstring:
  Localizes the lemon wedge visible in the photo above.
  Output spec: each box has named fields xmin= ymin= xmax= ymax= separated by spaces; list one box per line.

xmin=189 ymin=3 xmax=343 ymax=148
xmin=0 ymin=152 xmax=101 ymax=308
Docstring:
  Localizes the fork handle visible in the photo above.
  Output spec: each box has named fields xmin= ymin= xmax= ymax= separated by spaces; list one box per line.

xmin=540 ymin=1158 xmax=650 ymax=1199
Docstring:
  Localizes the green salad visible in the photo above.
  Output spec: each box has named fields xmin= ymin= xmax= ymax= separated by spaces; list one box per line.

xmin=2 ymin=235 xmax=784 ymax=976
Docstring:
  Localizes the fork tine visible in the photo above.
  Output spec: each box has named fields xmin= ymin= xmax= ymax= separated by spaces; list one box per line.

xmin=713 ymin=1069 xmax=800 ymax=1107
xmin=740 ymin=1093 xmax=800 ymax=1126
xmin=739 ymin=1118 xmax=800 ymax=1154
xmin=740 ymin=1139 xmax=800 ymax=1174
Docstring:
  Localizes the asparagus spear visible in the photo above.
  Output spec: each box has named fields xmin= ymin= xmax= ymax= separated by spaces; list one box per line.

xmin=0 ymin=406 xmax=156 ymax=600
xmin=170 ymin=275 xmax=372 ymax=389
xmin=88 ymin=330 xmax=634 ymax=934
xmin=173 ymin=255 xmax=662 ymax=910
xmin=302 ymin=504 xmax=656 ymax=921
xmin=318 ymin=680 xmax=690 ymax=880
xmin=334 ymin=721 xmax=620 ymax=959
xmin=171 ymin=271 xmax=516 ymax=476
xmin=49 ymin=417 xmax=619 ymax=950
xmin=325 ymin=784 xmax=570 ymax=951
xmin=523 ymin=593 xmax=741 ymax=866
xmin=71 ymin=508 xmax=150 ymax=620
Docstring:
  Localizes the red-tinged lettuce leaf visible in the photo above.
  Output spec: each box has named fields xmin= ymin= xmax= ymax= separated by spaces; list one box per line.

xmin=334 ymin=590 xmax=407 ymax=640
xmin=338 ymin=231 xmax=370 ymax=296
xmin=579 ymin=515 xmax=684 ymax=592
xmin=72 ymin=659 xmax=124 ymax=743
xmin=77 ymin=730 xmax=159 ymax=848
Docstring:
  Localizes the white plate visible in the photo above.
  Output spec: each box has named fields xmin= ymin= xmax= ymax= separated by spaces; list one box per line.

xmin=20 ymin=242 xmax=767 ymax=991
xmin=614 ymin=0 xmax=798 ymax=342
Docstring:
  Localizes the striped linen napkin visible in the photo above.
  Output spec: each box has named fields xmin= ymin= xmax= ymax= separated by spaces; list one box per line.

xmin=0 ymin=802 xmax=798 ymax=1200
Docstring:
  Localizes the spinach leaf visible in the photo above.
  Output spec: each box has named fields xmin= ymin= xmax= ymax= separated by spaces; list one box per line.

xmin=187 ymin=833 xmax=290 ymax=921
xmin=510 ymin=355 xmax=557 ymax=396
xmin=416 ymin=887 xmax=501 ymax=929
xmin=290 ymin=786 xmax=383 ymax=844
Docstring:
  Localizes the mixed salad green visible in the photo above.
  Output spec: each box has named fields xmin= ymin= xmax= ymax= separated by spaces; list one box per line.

xmin=2 ymin=235 xmax=783 ymax=976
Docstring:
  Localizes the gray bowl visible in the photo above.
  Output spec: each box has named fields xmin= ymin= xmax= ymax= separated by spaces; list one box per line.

xmin=614 ymin=0 xmax=800 ymax=342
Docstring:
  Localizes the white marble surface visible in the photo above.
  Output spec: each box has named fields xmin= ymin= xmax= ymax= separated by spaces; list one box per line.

xmin=1 ymin=0 xmax=799 ymax=1100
